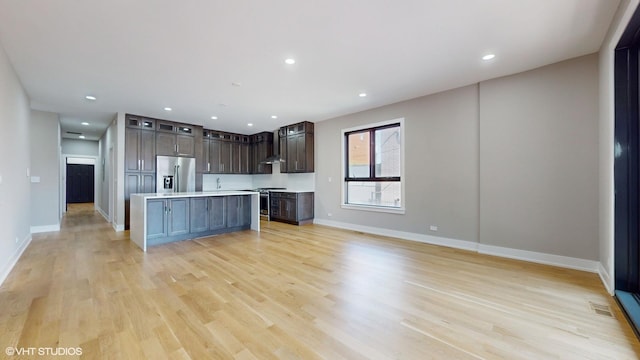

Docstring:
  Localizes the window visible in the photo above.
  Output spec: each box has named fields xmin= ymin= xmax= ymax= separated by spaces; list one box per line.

xmin=343 ymin=119 xmax=404 ymax=212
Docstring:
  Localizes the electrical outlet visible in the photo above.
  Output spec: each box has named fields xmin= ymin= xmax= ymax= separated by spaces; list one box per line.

xmin=15 ymin=237 xmax=19 ymax=243
xmin=328 ymin=213 xmax=333 ymax=217
xmin=328 ymin=177 xmax=332 ymax=182
xmin=429 ymin=225 xmax=438 ymax=231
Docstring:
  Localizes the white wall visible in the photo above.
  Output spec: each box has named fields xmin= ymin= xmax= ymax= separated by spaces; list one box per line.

xmin=61 ymin=138 xmax=99 ymax=156
xmin=599 ymin=0 xmax=639 ymax=294
xmin=115 ymin=112 xmax=125 ymax=230
xmin=479 ymin=54 xmax=599 ymax=260
xmin=30 ymin=110 xmax=61 ymax=232
xmin=0 ymin=40 xmax=31 ymax=284
xmin=314 ymin=54 xmax=600 ymax=270
xmin=97 ymin=116 xmax=117 ymax=225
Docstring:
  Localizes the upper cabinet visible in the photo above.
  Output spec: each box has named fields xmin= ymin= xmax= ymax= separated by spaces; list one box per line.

xmin=203 ymin=131 xmax=255 ymax=174
xmin=252 ymin=132 xmax=273 ymax=174
xmin=280 ymin=121 xmax=314 ymax=173
xmin=156 ymin=121 xmax=196 ymax=157
xmin=125 ymin=115 xmax=156 ymax=173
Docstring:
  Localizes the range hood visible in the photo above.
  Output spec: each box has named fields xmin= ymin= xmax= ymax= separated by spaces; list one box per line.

xmin=261 ymin=130 xmax=286 ymax=164
xmin=262 ymin=154 xmax=285 ymax=164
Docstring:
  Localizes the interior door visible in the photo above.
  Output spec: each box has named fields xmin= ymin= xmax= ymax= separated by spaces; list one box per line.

xmin=66 ymin=164 xmax=94 ymax=203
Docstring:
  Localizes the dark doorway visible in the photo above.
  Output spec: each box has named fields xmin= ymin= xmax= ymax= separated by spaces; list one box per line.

xmin=66 ymin=164 xmax=95 ymax=204
xmin=615 ymin=3 xmax=640 ymax=336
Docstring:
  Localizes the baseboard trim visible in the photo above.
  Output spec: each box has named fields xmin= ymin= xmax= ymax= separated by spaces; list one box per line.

xmin=96 ymin=206 xmax=109 ymax=222
xmin=598 ymin=262 xmax=614 ymax=295
xmin=477 ymin=244 xmax=599 ymax=273
xmin=313 ymin=218 xmax=599 ymax=274
xmin=113 ymin=223 xmax=124 ymax=232
xmin=30 ymin=224 xmax=60 ymax=233
xmin=0 ymin=234 xmax=32 ymax=286
xmin=313 ymin=218 xmax=478 ymax=252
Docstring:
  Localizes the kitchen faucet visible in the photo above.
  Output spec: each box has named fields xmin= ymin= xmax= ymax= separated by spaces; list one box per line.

xmin=216 ymin=177 xmax=221 ymax=189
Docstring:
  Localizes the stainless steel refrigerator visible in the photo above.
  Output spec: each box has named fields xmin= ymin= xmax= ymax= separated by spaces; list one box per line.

xmin=156 ymin=156 xmax=195 ymax=194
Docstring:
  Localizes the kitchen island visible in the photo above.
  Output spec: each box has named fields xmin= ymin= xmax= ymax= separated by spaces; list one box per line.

xmin=130 ymin=191 xmax=260 ymax=252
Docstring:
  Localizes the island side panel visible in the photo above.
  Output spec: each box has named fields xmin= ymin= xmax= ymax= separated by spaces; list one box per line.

xmin=251 ymin=193 xmax=260 ymax=232
xmin=130 ymin=195 xmax=146 ymax=251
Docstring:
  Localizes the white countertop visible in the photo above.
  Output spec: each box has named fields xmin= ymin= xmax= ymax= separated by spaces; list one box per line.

xmin=268 ymin=189 xmax=314 ymax=193
xmin=130 ymin=190 xmax=259 ymax=200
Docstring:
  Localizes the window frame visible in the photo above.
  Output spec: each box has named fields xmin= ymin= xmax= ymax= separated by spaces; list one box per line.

xmin=341 ymin=118 xmax=405 ymax=214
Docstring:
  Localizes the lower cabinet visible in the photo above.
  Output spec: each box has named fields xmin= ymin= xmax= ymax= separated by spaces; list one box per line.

xmin=147 ymin=195 xmax=252 ymax=246
xmin=269 ymin=192 xmax=314 ymax=225
xmin=125 ymin=172 xmax=155 ymax=229
xmin=147 ymin=198 xmax=190 ymax=240
xmin=189 ymin=196 xmax=228 ymax=232
xmin=227 ymin=195 xmax=251 ymax=228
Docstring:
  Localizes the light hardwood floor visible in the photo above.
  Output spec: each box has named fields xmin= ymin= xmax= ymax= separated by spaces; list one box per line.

xmin=1 ymin=203 xmax=639 ymax=359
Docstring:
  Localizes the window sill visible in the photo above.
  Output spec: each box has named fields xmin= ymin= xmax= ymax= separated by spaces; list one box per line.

xmin=341 ymin=204 xmax=405 ymax=214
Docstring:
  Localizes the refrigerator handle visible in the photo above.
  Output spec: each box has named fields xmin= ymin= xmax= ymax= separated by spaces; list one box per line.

xmin=174 ymin=165 xmax=180 ymax=192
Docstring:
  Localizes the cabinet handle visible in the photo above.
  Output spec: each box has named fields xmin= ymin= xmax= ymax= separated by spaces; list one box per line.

xmin=207 ymin=163 xmax=210 ymax=172
xmin=295 ymin=160 xmax=298 ymax=170
xmin=138 ymin=160 xmax=141 ymax=170
xmin=177 ymin=144 xmax=180 ymax=153
xmin=141 ymin=159 xmax=144 ymax=170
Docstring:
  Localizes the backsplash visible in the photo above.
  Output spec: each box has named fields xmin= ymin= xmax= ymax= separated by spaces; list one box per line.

xmin=202 ymin=166 xmax=315 ymax=192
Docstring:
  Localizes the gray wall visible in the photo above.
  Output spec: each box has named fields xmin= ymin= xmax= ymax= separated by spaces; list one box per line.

xmin=479 ymin=54 xmax=599 ymax=260
xmin=598 ymin=0 xmax=638 ymax=292
xmin=0 ymin=40 xmax=31 ymax=281
xmin=315 ymin=84 xmax=479 ymax=242
xmin=30 ymin=110 xmax=61 ymax=229
xmin=61 ymin=138 xmax=99 ymax=156
xmin=315 ymin=53 xmax=599 ymax=262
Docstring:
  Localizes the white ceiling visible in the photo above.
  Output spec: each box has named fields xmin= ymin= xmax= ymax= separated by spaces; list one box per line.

xmin=0 ymin=0 xmax=620 ymax=141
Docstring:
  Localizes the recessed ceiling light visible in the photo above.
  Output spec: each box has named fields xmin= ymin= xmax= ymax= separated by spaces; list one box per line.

xmin=482 ymin=54 xmax=496 ymax=61
xmin=248 ymin=123 xmax=254 ymax=127
xmin=81 ymin=122 xmax=89 ymax=126
xmin=359 ymin=93 xmax=367 ymax=97
xmin=85 ymin=95 xmax=97 ymax=101
xmin=211 ymin=116 xmax=218 ymax=120
xmin=285 ymin=58 xmax=296 ymax=65
xmin=271 ymin=115 xmax=278 ymax=119
xmin=164 ymin=107 xmax=172 ymax=111
xmin=79 ymin=135 xmax=85 ymax=139
xmin=232 ymin=82 xmax=242 ymax=87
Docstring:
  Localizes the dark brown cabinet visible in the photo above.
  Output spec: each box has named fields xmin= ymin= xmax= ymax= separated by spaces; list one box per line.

xmin=206 ymin=132 xmax=233 ymax=174
xmin=126 ymin=115 xmax=156 ymax=130
xmin=231 ymin=135 xmax=251 ymax=174
xmin=280 ymin=121 xmax=314 ymax=173
xmin=199 ymin=131 xmax=211 ymax=173
xmin=201 ymin=130 xmax=275 ymax=175
xmin=125 ymin=114 xmax=158 ymax=230
xmin=203 ymin=131 xmax=253 ymax=174
xmin=156 ymin=121 xmax=196 ymax=157
xmin=125 ymin=127 xmax=156 ymax=172
xmin=252 ymin=132 xmax=273 ymax=174
xmin=269 ymin=191 xmax=314 ymax=225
